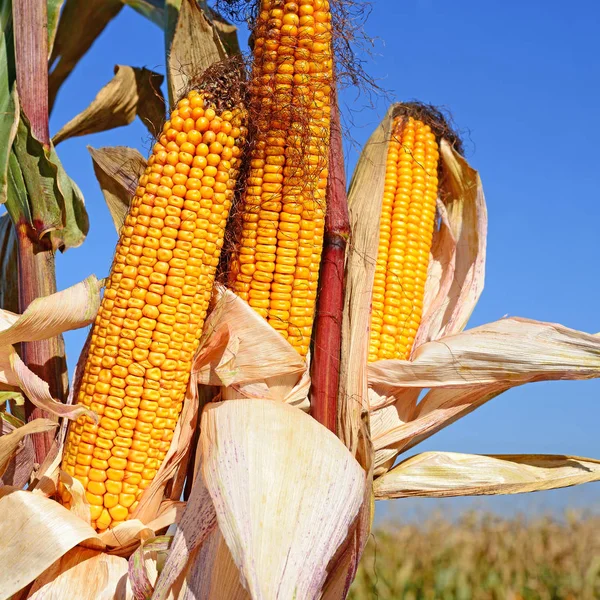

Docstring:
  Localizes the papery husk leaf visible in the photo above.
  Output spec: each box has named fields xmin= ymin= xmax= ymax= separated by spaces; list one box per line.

xmin=0 ymin=419 xmax=56 ymax=477
xmin=194 ymin=286 xmax=306 ymax=388
xmin=167 ymin=0 xmax=227 ymax=104
xmin=8 ymin=348 xmax=96 ymax=421
xmin=0 ymin=274 xmax=101 ymax=346
xmin=372 ymin=384 xmax=506 ymax=474
xmin=27 ymin=547 xmax=132 ymax=600
xmin=59 ymin=470 xmax=91 ymax=525
xmin=128 ymin=535 xmax=172 ymax=600
xmin=197 ymin=0 xmax=240 ymax=56
xmin=48 ymin=0 xmax=123 ymax=111
xmin=53 ymin=65 xmax=165 ymax=144
xmin=414 ymin=141 xmax=487 ymax=345
xmin=88 ymin=145 xmax=146 ymax=233
xmin=0 ymin=488 xmax=102 ymax=600
xmin=200 ymin=399 xmax=365 ymax=600
xmin=374 ymin=451 xmax=600 ymax=499
xmin=339 ymin=106 xmax=393 ymax=456
xmin=176 ymin=528 xmax=249 ymax=600
xmin=0 ymin=412 xmax=33 ymax=489
xmin=0 ymin=213 xmax=19 ymax=313
xmin=152 ymin=467 xmax=217 ymax=600
xmin=369 ymin=317 xmax=600 ymax=392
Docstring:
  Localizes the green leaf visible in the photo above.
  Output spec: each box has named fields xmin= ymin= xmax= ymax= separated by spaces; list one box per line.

xmin=0 ymin=213 xmax=18 ymax=313
xmin=123 ymin=0 xmax=165 ymax=28
xmin=8 ymin=113 xmax=89 ymax=250
xmin=0 ymin=390 xmax=23 ymax=409
xmin=47 ymin=0 xmax=66 ymax=57
xmin=49 ymin=0 xmax=123 ymax=111
xmin=0 ymin=0 xmax=19 ymax=205
xmin=11 ymin=115 xmax=62 ymax=238
xmin=53 ymin=65 xmax=165 ymax=144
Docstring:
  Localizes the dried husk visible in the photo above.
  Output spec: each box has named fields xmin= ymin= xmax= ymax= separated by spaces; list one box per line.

xmin=200 ymin=399 xmax=365 ymax=600
xmin=27 ymin=547 xmax=133 ymax=600
xmin=373 ymin=452 xmax=600 ymax=499
xmin=53 ymin=65 xmax=165 ymax=145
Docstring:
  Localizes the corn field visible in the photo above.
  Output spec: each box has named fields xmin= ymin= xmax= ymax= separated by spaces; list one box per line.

xmin=350 ymin=512 xmax=600 ymax=600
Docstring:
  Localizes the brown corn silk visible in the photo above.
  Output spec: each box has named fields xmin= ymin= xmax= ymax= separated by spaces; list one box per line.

xmin=60 ymin=89 xmax=247 ymax=531
xmin=228 ymin=0 xmax=333 ymax=358
xmin=368 ymin=116 xmax=440 ymax=362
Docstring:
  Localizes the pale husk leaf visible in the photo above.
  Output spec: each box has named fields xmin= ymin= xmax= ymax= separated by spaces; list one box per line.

xmin=128 ymin=536 xmax=172 ymax=600
xmin=88 ymin=145 xmax=147 ymax=233
xmin=53 ymin=65 xmax=165 ymax=144
xmin=0 ymin=419 xmax=56 ymax=478
xmin=167 ymin=0 xmax=227 ymax=103
xmin=0 ymin=412 xmax=33 ymax=488
xmin=340 ymin=105 xmax=393 ymax=456
xmin=27 ymin=547 xmax=132 ymax=600
xmin=0 ymin=275 xmax=101 ymax=346
xmin=152 ymin=475 xmax=216 ymax=600
xmin=194 ymin=286 xmax=306 ymax=388
xmin=369 ymin=317 xmax=600 ymax=391
xmin=372 ymin=384 xmax=507 ymax=470
xmin=59 ymin=470 xmax=91 ymax=525
xmin=176 ymin=529 xmax=249 ymax=600
xmin=8 ymin=348 xmax=96 ymax=421
xmin=0 ymin=489 xmax=102 ymax=600
xmin=200 ymin=399 xmax=365 ymax=600
xmin=413 ymin=141 xmax=487 ymax=347
xmin=373 ymin=451 xmax=600 ymax=499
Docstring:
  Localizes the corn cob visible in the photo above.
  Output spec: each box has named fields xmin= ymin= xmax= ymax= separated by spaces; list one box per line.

xmin=60 ymin=90 xmax=247 ymax=531
xmin=229 ymin=0 xmax=333 ymax=358
xmin=368 ymin=116 xmax=440 ymax=362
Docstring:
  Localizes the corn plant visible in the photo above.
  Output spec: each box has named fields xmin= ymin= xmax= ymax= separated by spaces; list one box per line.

xmin=0 ymin=1 xmax=599 ymax=599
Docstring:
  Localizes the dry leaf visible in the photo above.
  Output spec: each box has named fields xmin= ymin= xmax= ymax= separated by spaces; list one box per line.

xmin=340 ymin=106 xmax=393 ymax=456
xmin=0 ymin=419 xmax=57 ymax=477
xmin=374 ymin=451 xmax=600 ymax=499
xmin=167 ymin=0 xmax=227 ymax=103
xmin=48 ymin=0 xmax=123 ymax=110
xmin=27 ymin=547 xmax=132 ymax=600
xmin=0 ymin=489 xmax=101 ymax=600
xmin=194 ymin=287 xmax=306 ymax=388
xmin=152 ymin=478 xmax=216 ymax=600
xmin=53 ymin=65 xmax=165 ymax=144
xmin=128 ymin=536 xmax=172 ymax=600
xmin=201 ymin=400 xmax=365 ymax=600
xmin=177 ymin=528 xmax=249 ymax=600
xmin=0 ymin=275 xmax=101 ymax=346
xmin=88 ymin=145 xmax=147 ymax=233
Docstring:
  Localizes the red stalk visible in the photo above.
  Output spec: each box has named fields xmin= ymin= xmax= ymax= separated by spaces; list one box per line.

xmin=13 ymin=1 xmax=64 ymax=462
xmin=17 ymin=221 xmax=67 ymax=462
xmin=310 ymin=92 xmax=349 ymax=433
xmin=13 ymin=0 xmax=50 ymax=147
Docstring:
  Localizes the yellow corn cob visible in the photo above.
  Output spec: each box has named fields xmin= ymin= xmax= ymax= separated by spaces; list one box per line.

xmin=60 ymin=90 xmax=247 ymax=531
xmin=229 ymin=0 xmax=333 ymax=358
xmin=368 ymin=116 xmax=440 ymax=362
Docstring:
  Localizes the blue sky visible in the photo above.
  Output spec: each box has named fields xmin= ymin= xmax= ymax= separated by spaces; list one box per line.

xmin=49 ymin=1 xmax=599 ymax=519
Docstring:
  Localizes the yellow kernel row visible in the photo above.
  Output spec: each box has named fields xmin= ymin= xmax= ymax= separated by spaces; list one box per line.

xmin=368 ymin=116 xmax=440 ymax=362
